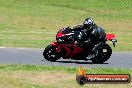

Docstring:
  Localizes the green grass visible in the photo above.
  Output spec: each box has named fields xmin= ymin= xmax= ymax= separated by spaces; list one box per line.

xmin=0 ymin=64 xmax=132 ymax=74
xmin=0 ymin=64 xmax=132 ymax=88
xmin=0 ymin=0 xmax=132 ymax=51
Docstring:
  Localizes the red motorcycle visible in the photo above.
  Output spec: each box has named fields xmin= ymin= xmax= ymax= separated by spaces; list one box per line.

xmin=43 ymin=27 xmax=117 ymax=63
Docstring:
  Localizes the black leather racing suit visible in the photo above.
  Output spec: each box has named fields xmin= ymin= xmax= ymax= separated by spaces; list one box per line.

xmin=72 ymin=25 xmax=106 ymax=57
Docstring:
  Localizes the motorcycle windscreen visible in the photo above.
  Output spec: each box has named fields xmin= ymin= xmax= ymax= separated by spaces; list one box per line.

xmin=106 ymin=34 xmax=116 ymax=41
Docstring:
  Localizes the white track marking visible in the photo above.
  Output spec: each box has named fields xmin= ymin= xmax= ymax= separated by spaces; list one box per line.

xmin=18 ymin=48 xmax=27 ymax=49
xmin=0 ymin=47 xmax=6 ymax=48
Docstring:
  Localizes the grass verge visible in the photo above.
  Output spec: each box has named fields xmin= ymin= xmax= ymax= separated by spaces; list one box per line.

xmin=0 ymin=64 xmax=131 ymax=88
xmin=0 ymin=0 xmax=131 ymax=51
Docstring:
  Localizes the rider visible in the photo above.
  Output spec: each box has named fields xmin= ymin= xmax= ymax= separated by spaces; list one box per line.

xmin=71 ymin=18 xmax=106 ymax=57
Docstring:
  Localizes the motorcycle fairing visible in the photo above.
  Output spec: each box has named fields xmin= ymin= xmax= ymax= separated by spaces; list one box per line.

xmin=51 ymin=42 xmax=84 ymax=59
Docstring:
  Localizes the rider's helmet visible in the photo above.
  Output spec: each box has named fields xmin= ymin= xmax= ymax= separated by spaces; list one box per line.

xmin=83 ymin=18 xmax=95 ymax=31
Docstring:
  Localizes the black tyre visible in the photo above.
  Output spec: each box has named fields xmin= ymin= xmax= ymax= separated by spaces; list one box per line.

xmin=90 ymin=44 xmax=112 ymax=63
xmin=43 ymin=45 xmax=61 ymax=62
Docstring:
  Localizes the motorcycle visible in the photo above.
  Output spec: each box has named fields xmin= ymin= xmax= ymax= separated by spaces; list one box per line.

xmin=43 ymin=27 xmax=117 ymax=63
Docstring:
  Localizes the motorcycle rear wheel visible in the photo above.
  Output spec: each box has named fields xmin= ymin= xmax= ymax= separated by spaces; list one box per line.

xmin=90 ymin=44 xmax=112 ymax=63
xmin=43 ymin=45 xmax=61 ymax=62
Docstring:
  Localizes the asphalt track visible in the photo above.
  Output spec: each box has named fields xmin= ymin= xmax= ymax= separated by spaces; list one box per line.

xmin=0 ymin=47 xmax=132 ymax=68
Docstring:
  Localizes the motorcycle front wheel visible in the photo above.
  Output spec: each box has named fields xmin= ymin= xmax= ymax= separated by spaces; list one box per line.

xmin=90 ymin=44 xmax=112 ymax=64
xmin=43 ymin=44 xmax=61 ymax=62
